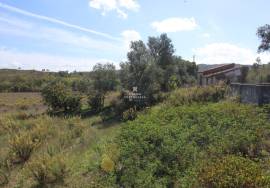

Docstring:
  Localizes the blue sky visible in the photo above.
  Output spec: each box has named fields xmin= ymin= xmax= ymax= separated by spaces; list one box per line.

xmin=0 ymin=0 xmax=270 ymax=71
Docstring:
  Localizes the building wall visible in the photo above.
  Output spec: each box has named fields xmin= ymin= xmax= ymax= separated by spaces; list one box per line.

xmin=198 ymin=68 xmax=241 ymax=86
xmin=231 ymin=83 xmax=270 ymax=105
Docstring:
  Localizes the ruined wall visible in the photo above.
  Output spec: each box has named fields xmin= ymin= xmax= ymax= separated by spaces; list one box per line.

xmin=230 ymin=83 xmax=270 ymax=105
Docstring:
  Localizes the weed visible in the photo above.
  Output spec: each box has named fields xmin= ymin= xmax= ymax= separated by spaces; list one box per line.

xmin=9 ymin=132 xmax=39 ymax=163
xmin=28 ymin=154 xmax=68 ymax=187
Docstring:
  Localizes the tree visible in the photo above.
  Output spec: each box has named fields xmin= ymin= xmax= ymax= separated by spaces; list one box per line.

xmin=239 ymin=66 xmax=249 ymax=83
xmin=92 ymin=63 xmax=118 ymax=93
xmin=126 ymin=41 xmax=150 ymax=90
xmin=42 ymin=81 xmax=81 ymax=115
xmin=257 ymin=24 xmax=270 ymax=52
xmin=147 ymin=33 xmax=175 ymax=69
xmin=88 ymin=63 xmax=118 ymax=111
xmin=120 ymin=34 xmax=198 ymax=102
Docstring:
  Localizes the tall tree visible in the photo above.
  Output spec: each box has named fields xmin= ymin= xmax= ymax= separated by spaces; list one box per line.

xmin=126 ymin=40 xmax=151 ymax=90
xmin=120 ymin=34 xmax=197 ymax=103
xmin=257 ymin=24 xmax=270 ymax=52
xmin=147 ymin=33 xmax=175 ymax=69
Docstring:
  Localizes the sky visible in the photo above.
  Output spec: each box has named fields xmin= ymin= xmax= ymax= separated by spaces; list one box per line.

xmin=0 ymin=0 xmax=270 ymax=71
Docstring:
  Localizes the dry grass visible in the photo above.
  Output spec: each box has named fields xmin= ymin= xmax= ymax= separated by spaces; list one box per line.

xmin=0 ymin=92 xmax=121 ymax=187
xmin=0 ymin=92 xmax=46 ymax=115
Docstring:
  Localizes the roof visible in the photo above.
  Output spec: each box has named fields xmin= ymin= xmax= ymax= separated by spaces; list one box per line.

xmin=198 ymin=63 xmax=238 ymax=76
xmin=205 ymin=66 xmax=241 ymax=78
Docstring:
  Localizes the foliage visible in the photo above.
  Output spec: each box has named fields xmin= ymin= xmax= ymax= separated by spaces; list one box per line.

xmin=257 ymin=24 xmax=270 ymax=52
xmin=42 ymin=81 xmax=81 ymax=115
xmin=166 ymin=84 xmax=227 ymax=106
xmin=92 ymin=63 xmax=118 ymax=94
xmin=246 ymin=63 xmax=270 ymax=83
xmin=101 ymin=154 xmax=115 ymax=173
xmin=120 ymin=34 xmax=197 ymax=105
xmin=122 ymin=107 xmax=137 ymax=121
xmin=198 ymin=155 xmax=269 ymax=188
xmin=9 ymin=132 xmax=39 ymax=163
xmin=72 ymin=78 xmax=92 ymax=93
xmin=113 ymin=102 xmax=270 ymax=187
xmin=28 ymin=154 xmax=68 ymax=187
xmin=0 ymin=69 xmax=93 ymax=93
xmin=0 ymin=93 xmax=120 ymax=187
xmin=88 ymin=92 xmax=105 ymax=112
xmin=239 ymin=66 xmax=249 ymax=83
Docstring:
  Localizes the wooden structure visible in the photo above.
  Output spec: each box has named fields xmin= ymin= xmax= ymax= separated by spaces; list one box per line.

xmin=198 ymin=63 xmax=242 ymax=86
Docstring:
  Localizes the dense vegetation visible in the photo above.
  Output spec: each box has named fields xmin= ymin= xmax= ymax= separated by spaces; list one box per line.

xmin=0 ymin=69 xmax=93 ymax=93
xmin=1 ymin=80 xmax=270 ymax=187
xmin=99 ymin=87 xmax=270 ymax=187
xmin=246 ymin=62 xmax=270 ymax=83
xmin=120 ymin=34 xmax=197 ymax=104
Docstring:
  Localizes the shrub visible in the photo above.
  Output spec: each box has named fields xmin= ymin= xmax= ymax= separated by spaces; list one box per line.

xmin=9 ymin=133 xmax=38 ymax=163
xmin=262 ymin=104 xmax=270 ymax=115
xmin=87 ymin=92 xmax=104 ymax=112
xmin=113 ymin=102 xmax=270 ymax=187
xmin=198 ymin=155 xmax=270 ymax=188
xmin=42 ymin=81 xmax=81 ymax=115
xmin=101 ymin=154 xmax=115 ymax=173
xmin=28 ymin=154 xmax=67 ymax=186
xmin=122 ymin=107 xmax=137 ymax=121
xmin=166 ymin=84 xmax=227 ymax=106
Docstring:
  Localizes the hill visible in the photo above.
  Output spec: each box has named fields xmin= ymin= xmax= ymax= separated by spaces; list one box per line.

xmin=0 ymin=69 xmax=92 ymax=92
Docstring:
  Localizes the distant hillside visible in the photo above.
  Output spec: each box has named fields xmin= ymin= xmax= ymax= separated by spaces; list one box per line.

xmin=0 ymin=69 xmax=93 ymax=92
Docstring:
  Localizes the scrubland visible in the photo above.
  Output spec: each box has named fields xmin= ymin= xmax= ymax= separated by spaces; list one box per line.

xmin=0 ymin=85 xmax=270 ymax=187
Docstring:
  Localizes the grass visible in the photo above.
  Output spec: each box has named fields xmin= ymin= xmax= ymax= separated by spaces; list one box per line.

xmin=1 ymin=86 xmax=270 ymax=187
xmin=0 ymin=92 xmax=121 ymax=187
xmin=0 ymin=93 xmax=46 ymax=115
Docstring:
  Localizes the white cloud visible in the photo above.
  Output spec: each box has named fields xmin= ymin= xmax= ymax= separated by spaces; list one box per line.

xmin=0 ymin=15 xmax=122 ymax=52
xmin=194 ymin=43 xmax=270 ymax=65
xmin=89 ymin=0 xmax=139 ymax=19
xmin=202 ymin=33 xmax=210 ymax=38
xmin=121 ymin=30 xmax=141 ymax=50
xmin=0 ymin=49 xmax=113 ymax=71
xmin=0 ymin=2 xmax=120 ymax=40
xmin=118 ymin=0 xmax=139 ymax=10
xmin=0 ymin=15 xmax=140 ymax=53
xmin=151 ymin=17 xmax=197 ymax=33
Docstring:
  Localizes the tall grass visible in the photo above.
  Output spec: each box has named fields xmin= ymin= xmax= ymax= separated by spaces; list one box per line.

xmin=166 ymin=84 xmax=227 ymax=106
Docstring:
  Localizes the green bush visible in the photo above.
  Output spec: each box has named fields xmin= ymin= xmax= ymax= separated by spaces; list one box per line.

xmin=198 ymin=155 xmax=270 ymax=188
xmin=87 ymin=92 xmax=104 ymax=112
xmin=113 ymin=102 xmax=270 ymax=187
xmin=166 ymin=84 xmax=227 ymax=106
xmin=42 ymin=81 xmax=81 ymax=115
xmin=28 ymin=154 xmax=67 ymax=187
xmin=122 ymin=107 xmax=137 ymax=121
